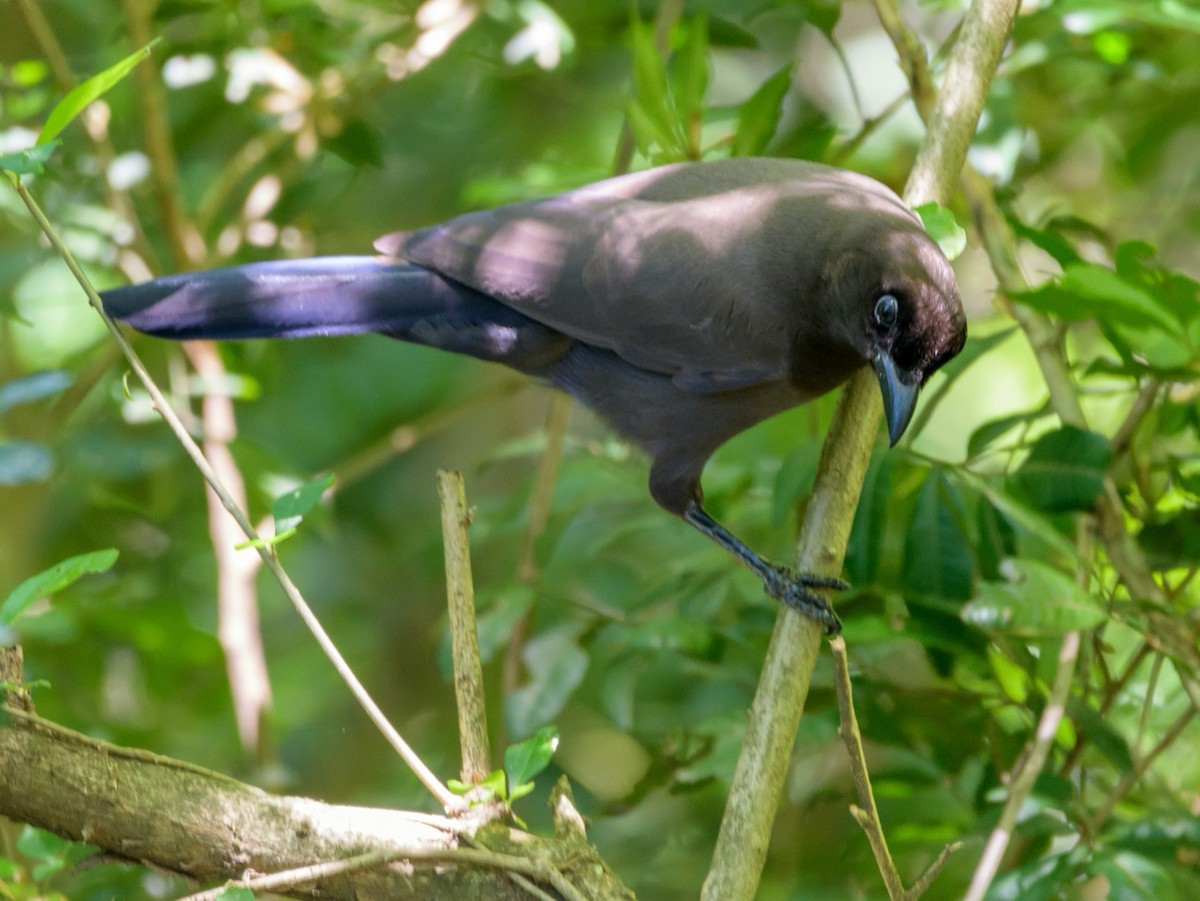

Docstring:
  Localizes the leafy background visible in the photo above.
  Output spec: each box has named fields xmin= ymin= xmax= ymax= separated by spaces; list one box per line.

xmin=2 ymin=0 xmax=1199 ymax=898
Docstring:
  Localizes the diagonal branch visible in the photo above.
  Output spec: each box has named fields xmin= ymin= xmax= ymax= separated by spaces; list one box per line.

xmin=701 ymin=2 xmax=1019 ymax=898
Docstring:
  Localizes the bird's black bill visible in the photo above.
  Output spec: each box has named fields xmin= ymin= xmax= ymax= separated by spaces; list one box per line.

xmin=872 ymin=353 xmax=921 ymax=446
xmin=683 ymin=502 xmax=844 ymax=634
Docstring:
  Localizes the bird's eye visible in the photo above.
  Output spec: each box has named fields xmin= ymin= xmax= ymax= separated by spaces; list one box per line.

xmin=874 ymin=294 xmax=899 ymax=329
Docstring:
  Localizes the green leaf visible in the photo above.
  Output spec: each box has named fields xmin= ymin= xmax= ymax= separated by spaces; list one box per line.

xmin=801 ymin=0 xmax=842 ymax=37
xmin=39 ymin=39 xmax=162 ymax=146
xmin=322 ymin=118 xmax=383 ymax=169
xmin=215 ymin=888 xmax=257 ymax=901
xmin=951 ymin=468 xmax=1079 ymax=562
xmin=0 ymin=370 xmax=72 ymax=414
xmin=448 ymin=768 xmax=505 ymax=802
xmin=915 ymin=202 xmax=967 ymax=261
xmin=1012 ymin=426 xmax=1112 ymax=513
xmin=1017 ymin=262 xmax=1185 ymax=338
xmin=16 ymin=825 xmax=71 ymax=860
xmin=967 ymin=400 xmax=1052 ymax=458
xmin=1069 ymin=700 xmax=1133 ymax=770
xmin=963 ymin=559 xmax=1106 ymax=637
xmin=1 ymin=549 xmax=118 ymax=626
xmin=1006 ymin=214 xmax=1083 ymax=267
xmin=628 ymin=15 xmax=683 ymax=157
xmin=1138 ymin=509 xmax=1200 ymax=570
xmin=505 ymin=724 xmax=559 ymax=789
xmin=0 ymin=141 xmax=60 ymax=176
xmin=732 ymin=64 xmax=792 ymax=157
xmin=273 ymin=472 xmax=335 ymax=537
xmin=771 ymin=437 xmax=822 ymax=526
xmin=670 ymin=12 xmax=709 ymax=126
xmin=988 ymin=646 xmax=1030 ymax=703
xmin=1090 ymin=851 xmax=1179 ymax=901
xmin=845 ymin=453 xmax=896 ymax=586
xmin=902 ymin=470 xmax=974 ymax=600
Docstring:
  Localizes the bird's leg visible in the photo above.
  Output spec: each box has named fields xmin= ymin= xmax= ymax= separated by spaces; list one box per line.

xmin=683 ymin=502 xmax=845 ymax=634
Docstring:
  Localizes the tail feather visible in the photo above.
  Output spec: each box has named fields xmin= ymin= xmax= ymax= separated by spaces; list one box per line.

xmin=100 ymin=256 xmax=570 ymax=369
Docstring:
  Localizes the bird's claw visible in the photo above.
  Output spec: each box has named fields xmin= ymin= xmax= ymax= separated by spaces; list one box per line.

xmin=762 ymin=565 xmax=846 ymax=635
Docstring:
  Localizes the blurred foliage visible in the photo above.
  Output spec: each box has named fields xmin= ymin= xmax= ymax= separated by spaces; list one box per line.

xmin=2 ymin=0 xmax=1199 ymax=898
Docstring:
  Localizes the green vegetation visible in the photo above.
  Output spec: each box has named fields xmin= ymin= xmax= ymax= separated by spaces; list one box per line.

xmin=2 ymin=1 xmax=1198 ymax=898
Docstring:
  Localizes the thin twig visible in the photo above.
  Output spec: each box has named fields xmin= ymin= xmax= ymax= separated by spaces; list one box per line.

xmin=176 ymin=850 xmax=410 ymax=901
xmin=963 ymin=632 xmax=1081 ymax=901
xmin=1087 ymin=701 xmax=1198 ymax=831
xmin=1134 ymin=652 xmax=1165 ymax=757
xmin=10 ymin=179 xmax=461 ymax=813
xmin=1110 ymin=378 xmax=1162 ymax=460
xmin=437 ymin=470 xmax=492 ymax=784
xmin=176 ymin=843 xmax=587 ymax=901
xmin=831 ymin=637 xmax=960 ymax=899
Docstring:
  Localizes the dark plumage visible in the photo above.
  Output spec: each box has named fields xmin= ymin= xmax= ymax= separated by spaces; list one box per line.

xmin=102 ymin=158 xmax=966 ymax=631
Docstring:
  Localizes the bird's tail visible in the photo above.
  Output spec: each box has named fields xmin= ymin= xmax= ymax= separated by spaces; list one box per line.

xmin=101 ymin=256 xmax=568 ymax=368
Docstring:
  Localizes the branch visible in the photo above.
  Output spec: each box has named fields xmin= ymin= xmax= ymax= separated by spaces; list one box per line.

xmin=702 ymin=3 xmax=1018 ymax=898
xmin=437 ymin=470 xmax=493 ymax=784
xmin=10 ymin=178 xmax=460 ymax=812
xmin=0 ymin=701 xmax=619 ymax=900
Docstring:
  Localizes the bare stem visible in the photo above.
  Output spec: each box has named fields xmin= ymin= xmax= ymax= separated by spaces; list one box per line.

xmin=964 ymin=632 xmax=1081 ymax=901
xmin=437 ymin=470 xmax=493 ymax=784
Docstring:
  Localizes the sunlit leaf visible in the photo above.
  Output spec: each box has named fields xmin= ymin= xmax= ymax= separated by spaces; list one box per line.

xmin=39 ymin=38 xmax=162 ymax=146
xmin=988 ymin=646 xmax=1030 ymax=703
xmin=1021 ymin=262 xmax=1185 ymax=337
xmin=504 ymin=723 xmax=559 ymax=789
xmin=671 ymin=11 xmax=709 ymax=126
xmin=628 ymin=15 xmax=683 ymax=157
xmin=916 ymin=202 xmax=968 ymax=260
xmin=273 ymin=472 xmax=335 ymax=536
xmin=732 ymin=64 xmax=792 ymax=157
xmin=214 ymin=888 xmax=256 ymax=901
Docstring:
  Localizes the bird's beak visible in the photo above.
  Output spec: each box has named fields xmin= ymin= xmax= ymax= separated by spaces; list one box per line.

xmin=872 ymin=353 xmax=921 ymax=446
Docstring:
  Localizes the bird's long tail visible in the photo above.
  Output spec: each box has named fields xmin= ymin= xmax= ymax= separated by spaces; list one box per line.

xmin=100 ymin=256 xmax=569 ymax=368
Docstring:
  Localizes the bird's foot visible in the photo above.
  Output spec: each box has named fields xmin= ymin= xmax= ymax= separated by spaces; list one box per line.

xmin=762 ymin=565 xmax=846 ymax=635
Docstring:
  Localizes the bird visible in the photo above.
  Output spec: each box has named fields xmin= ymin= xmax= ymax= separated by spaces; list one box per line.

xmin=101 ymin=157 xmax=967 ymax=632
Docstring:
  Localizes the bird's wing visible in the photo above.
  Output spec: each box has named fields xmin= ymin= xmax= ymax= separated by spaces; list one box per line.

xmin=378 ymin=164 xmax=852 ymax=392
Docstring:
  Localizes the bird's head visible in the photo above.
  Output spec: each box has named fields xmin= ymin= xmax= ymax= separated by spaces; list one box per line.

xmin=825 ymin=227 xmax=966 ymax=445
